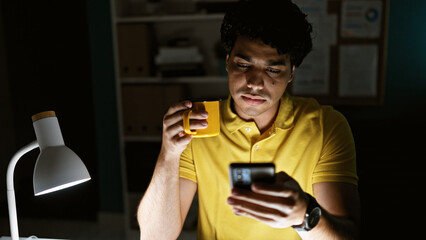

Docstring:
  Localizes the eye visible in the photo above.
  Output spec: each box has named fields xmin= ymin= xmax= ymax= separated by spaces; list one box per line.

xmin=267 ymin=68 xmax=281 ymax=74
xmin=236 ymin=63 xmax=251 ymax=69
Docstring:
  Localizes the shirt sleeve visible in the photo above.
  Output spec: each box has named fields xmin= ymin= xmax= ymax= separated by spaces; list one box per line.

xmin=313 ymin=107 xmax=358 ymax=185
xmin=179 ymin=141 xmax=198 ymax=183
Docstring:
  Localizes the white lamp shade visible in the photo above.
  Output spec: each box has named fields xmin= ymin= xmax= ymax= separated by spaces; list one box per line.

xmin=33 ymin=145 xmax=91 ymax=196
xmin=6 ymin=111 xmax=92 ymax=240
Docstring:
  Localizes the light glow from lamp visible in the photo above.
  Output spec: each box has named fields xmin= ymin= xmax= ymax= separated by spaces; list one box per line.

xmin=35 ymin=178 xmax=91 ymax=196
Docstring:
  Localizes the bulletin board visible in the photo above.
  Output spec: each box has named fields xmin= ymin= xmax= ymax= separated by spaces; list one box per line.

xmin=288 ymin=0 xmax=389 ymax=105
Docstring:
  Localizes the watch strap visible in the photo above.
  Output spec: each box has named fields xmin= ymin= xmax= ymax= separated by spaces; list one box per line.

xmin=292 ymin=193 xmax=321 ymax=231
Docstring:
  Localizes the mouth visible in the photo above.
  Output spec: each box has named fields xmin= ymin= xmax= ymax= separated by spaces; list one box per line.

xmin=241 ymin=94 xmax=267 ymax=106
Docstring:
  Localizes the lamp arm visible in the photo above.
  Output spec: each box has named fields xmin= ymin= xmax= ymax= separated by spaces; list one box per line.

xmin=6 ymin=140 xmax=39 ymax=240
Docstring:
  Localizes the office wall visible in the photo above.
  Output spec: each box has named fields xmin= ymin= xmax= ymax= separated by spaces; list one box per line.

xmin=335 ymin=0 xmax=426 ymax=238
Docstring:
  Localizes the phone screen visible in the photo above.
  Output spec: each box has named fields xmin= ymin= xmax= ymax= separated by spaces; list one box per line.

xmin=229 ymin=163 xmax=275 ymax=190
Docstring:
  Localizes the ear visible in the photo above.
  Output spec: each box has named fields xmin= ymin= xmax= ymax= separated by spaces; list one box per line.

xmin=225 ymin=54 xmax=230 ymax=72
xmin=288 ymin=65 xmax=296 ymax=83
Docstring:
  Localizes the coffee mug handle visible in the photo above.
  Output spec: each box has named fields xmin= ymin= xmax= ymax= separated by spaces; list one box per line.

xmin=183 ymin=109 xmax=197 ymax=135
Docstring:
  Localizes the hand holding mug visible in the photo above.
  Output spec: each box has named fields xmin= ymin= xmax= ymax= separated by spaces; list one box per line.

xmin=161 ymin=101 xmax=209 ymax=156
xmin=183 ymin=100 xmax=220 ymax=138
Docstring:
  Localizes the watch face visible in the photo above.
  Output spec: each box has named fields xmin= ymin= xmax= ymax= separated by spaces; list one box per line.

xmin=307 ymin=207 xmax=322 ymax=228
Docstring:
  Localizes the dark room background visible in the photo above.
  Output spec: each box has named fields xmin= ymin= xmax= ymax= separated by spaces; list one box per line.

xmin=0 ymin=0 xmax=100 ymax=220
xmin=0 ymin=0 xmax=124 ymax=222
xmin=1 ymin=0 xmax=425 ymax=239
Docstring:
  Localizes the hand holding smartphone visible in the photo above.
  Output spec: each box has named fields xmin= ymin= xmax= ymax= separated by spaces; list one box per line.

xmin=229 ymin=163 xmax=275 ymax=190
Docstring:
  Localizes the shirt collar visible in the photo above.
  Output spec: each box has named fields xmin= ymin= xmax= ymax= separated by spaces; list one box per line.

xmin=221 ymin=93 xmax=294 ymax=134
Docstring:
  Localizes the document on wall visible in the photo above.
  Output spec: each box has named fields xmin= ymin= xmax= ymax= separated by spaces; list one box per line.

xmin=339 ymin=45 xmax=378 ymax=97
xmin=341 ymin=0 xmax=382 ymax=38
xmin=292 ymin=0 xmax=336 ymax=95
xmin=293 ymin=47 xmax=330 ymax=95
xmin=293 ymin=0 xmax=327 ymax=14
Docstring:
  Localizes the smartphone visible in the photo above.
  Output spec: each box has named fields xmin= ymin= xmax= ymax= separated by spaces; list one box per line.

xmin=229 ymin=163 xmax=275 ymax=190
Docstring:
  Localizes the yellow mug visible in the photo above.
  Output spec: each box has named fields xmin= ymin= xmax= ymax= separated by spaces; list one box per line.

xmin=183 ymin=100 xmax=220 ymax=138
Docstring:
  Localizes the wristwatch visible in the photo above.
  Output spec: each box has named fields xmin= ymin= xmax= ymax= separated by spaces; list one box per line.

xmin=292 ymin=193 xmax=322 ymax=231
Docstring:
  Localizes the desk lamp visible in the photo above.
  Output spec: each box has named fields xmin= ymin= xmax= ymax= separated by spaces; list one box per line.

xmin=5 ymin=111 xmax=91 ymax=240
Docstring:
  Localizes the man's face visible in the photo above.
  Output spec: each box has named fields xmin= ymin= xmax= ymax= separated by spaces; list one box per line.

xmin=226 ymin=36 xmax=295 ymax=120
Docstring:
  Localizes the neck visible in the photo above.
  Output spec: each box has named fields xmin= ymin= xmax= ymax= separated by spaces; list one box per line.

xmin=233 ymin=100 xmax=280 ymax=134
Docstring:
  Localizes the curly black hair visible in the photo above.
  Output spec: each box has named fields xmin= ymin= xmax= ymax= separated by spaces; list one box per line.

xmin=220 ymin=0 xmax=313 ymax=68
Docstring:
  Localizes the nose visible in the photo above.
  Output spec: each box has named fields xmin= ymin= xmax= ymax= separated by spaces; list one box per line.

xmin=246 ymin=68 xmax=264 ymax=91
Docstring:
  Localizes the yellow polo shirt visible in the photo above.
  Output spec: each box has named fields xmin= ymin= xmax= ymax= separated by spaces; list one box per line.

xmin=180 ymin=93 xmax=358 ymax=240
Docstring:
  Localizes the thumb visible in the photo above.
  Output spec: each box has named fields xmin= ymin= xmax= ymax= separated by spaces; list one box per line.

xmin=275 ymin=171 xmax=291 ymax=183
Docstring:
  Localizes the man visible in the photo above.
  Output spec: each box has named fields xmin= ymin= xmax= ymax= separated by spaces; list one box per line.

xmin=137 ymin=0 xmax=360 ymax=239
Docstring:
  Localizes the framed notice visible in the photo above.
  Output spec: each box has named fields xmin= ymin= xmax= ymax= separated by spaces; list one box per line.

xmin=289 ymin=0 xmax=388 ymax=105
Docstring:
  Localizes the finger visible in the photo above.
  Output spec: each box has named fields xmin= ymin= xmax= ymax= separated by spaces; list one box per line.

xmin=163 ymin=101 xmax=191 ymax=128
xmin=251 ymin=172 xmax=299 ymax=198
xmin=187 ymin=119 xmax=209 ymax=129
xmin=232 ymin=207 xmax=290 ymax=229
xmin=185 ymin=110 xmax=209 ymax=120
xmin=165 ymin=119 xmax=208 ymax=138
xmin=251 ymin=183 xmax=298 ymax=198
xmin=166 ymin=101 xmax=192 ymax=116
xmin=229 ymin=188 xmax=295 ymax=211
xmin=172 ymin=132 xmax=193 ymax=145
xmin=275 ymin=171 xmax=292 ymax=183
xmin=229 ymin=197 xmax=287 ymax=221
xmin=232 ymin=207 xmax=274 ymax=223
xmin=164 ymin=108 xmax=208 ymax=128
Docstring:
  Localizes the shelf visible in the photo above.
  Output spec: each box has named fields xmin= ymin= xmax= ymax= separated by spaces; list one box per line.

xmin=116 ymin=13 xmax=224 ymax=23
xmin=124 ymin=135 xmax=162 ymax=142
xmin=112 ymin=1 xmax=232 ymax=238
xmin=121 ymin=76 xmax=228 ymax=84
